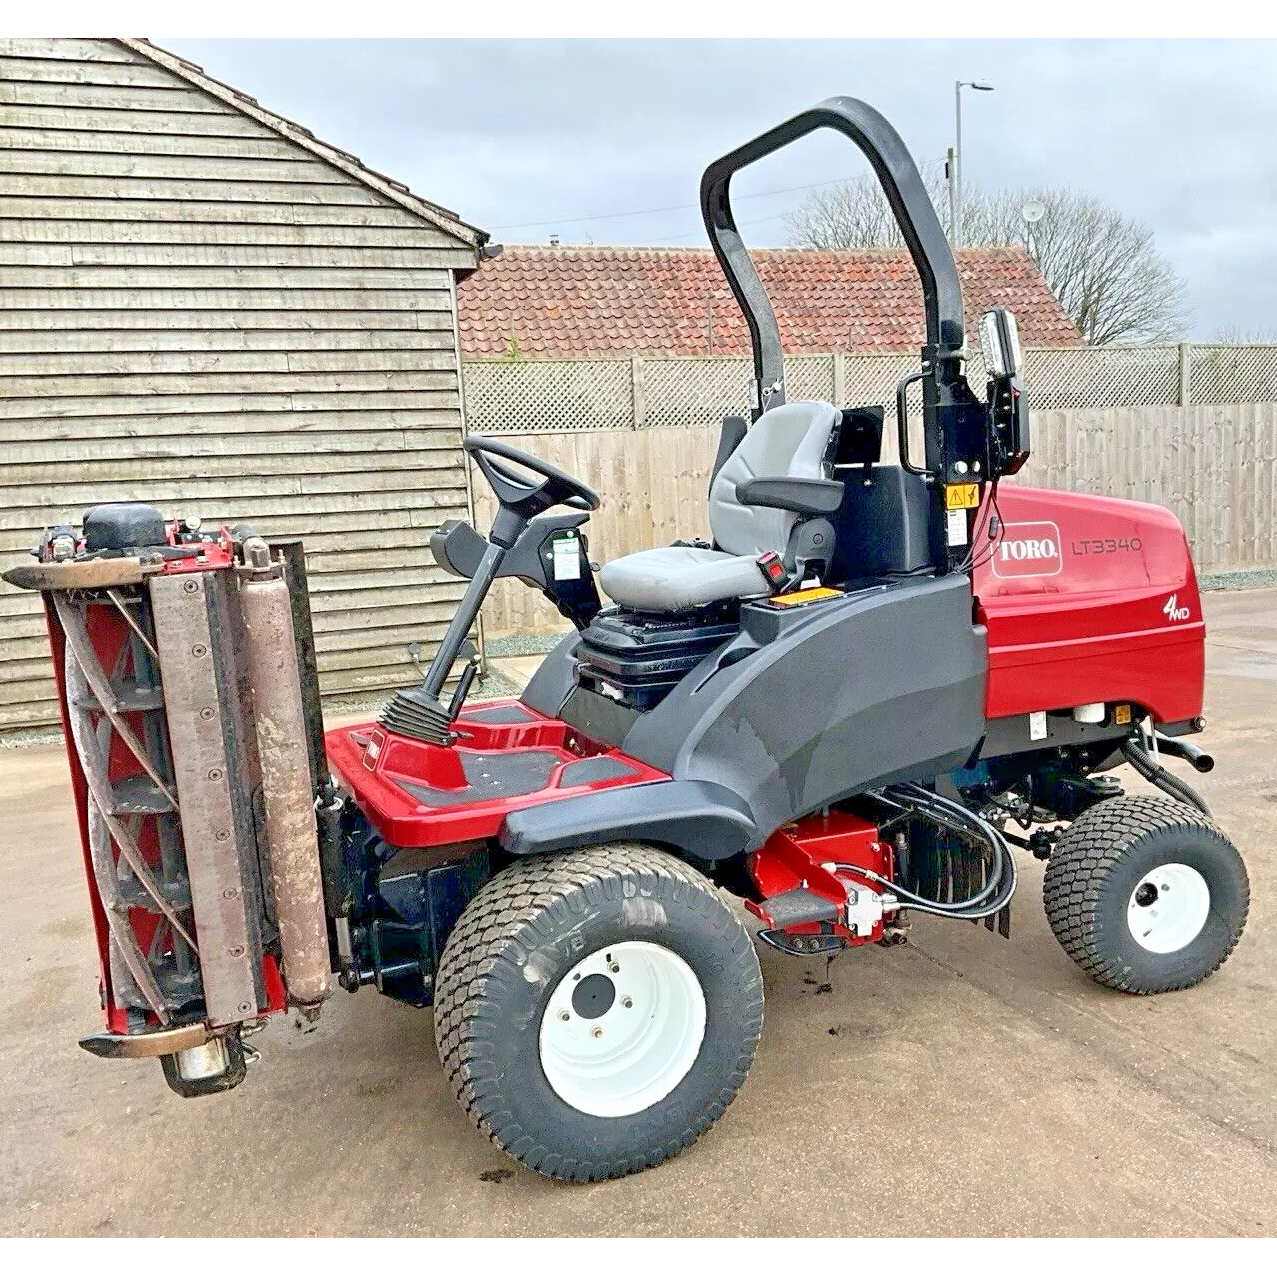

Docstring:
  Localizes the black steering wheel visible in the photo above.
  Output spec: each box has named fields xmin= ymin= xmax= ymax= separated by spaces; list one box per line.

xmin=464 ymin=435 xmax=600 ymax=520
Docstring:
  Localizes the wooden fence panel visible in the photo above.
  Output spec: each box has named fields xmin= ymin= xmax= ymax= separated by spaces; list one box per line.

xmin=472 ymin=405 xmax=1277 ymax=635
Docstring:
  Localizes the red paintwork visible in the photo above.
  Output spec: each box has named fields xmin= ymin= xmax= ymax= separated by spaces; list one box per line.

xmin=974 ymin=486 xmax=1205 ymax=725
xmin=161 ymin=523 xmax=236 ymax=574
xmin=44 ymin=601 xmax=117 ymax=1024
xmin=325 ymin=700 xmax=669 ymax=848
xmin=746 ymin=809 xmax=892 ymax=946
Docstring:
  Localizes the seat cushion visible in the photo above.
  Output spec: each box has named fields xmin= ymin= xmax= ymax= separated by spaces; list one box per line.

xmin=599 ymin=546 xmax=768 ymax=612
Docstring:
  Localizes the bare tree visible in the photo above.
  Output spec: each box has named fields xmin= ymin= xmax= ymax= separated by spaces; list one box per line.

xmin=1211 ymin=323 xmax=1277 ymax=344
xmin=786 ymin=164 xmax=950 ymax=252
xmin=785 ymin=175 xmax=1189 ymax=345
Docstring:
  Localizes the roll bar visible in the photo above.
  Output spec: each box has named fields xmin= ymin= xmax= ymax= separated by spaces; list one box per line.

xmin=699 ymin=96 xmax=966 ymax=416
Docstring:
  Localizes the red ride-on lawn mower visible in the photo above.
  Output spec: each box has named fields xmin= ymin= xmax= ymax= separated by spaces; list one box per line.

xmin=7 ymin=97 xmax=1248 ymax=1181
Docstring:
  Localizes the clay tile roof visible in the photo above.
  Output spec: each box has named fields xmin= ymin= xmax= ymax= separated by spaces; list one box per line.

xmin=458 ymin=245 xmax=1081 ymax=358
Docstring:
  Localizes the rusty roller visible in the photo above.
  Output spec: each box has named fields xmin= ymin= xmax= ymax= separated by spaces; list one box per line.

xmin=238 ymin=537 xmax=332 ymax=1018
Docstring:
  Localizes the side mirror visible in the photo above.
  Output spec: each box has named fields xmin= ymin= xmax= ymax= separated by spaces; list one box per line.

xmin=979 ymin=307 xmax=1023 ymax=379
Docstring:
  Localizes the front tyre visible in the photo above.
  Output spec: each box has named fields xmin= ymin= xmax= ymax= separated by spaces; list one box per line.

xmin=433 ymin=844 xmax=764 ymax=1182
xmin=1044 ymin=795 xmax=1249 ymax=994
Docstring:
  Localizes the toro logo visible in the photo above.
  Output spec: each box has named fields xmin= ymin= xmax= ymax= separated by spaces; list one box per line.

xmin=991 ymin=521 xmax=1063 ymax=579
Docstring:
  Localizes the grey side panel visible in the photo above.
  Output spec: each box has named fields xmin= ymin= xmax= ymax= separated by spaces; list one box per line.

xmin=622 ymin=574 xmax=987 ymax=846
xmin=830 ymin=464 xmax=931 ymax=578
xmin=499 ymin=779 xmax=756 ymax=861
xmin=519 ymin=629 xmax=582 ymax=718
xmin=559 ymin=684 xmax=640 ymax=747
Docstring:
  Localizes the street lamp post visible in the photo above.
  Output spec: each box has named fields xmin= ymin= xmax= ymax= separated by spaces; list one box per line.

xmin=953 ymin=79 xmax=994 ymax=247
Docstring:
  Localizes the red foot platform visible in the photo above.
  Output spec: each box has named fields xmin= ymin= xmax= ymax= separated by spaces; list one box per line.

xmin=326 ymin=699 xmax=668 ymax=848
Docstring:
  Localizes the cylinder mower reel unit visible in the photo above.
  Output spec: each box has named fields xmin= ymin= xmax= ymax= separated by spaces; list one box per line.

xmin=6 ymin=95 xmax=1247 ymax=1184
xmin=5 ymin=505 xmax=332 ymax=1095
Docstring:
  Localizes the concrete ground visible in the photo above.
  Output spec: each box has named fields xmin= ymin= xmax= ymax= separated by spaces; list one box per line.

xmin=1 ymin=591 xmax=1275 ymax=1237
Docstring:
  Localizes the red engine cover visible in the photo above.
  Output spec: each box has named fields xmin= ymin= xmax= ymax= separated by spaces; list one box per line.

xmin=973 ymin=486 xmax=1204 ymax=725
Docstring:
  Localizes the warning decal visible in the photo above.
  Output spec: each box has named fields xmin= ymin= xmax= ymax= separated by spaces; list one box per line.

xmin=945 ymin=482 xmax=981 ymax=510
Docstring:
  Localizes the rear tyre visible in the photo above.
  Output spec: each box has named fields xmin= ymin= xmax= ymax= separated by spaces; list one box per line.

xmin=433 ymin=843 xmax=764 ymax=1182
xmin=1044 ymin=795 xmax=1248 ymax=993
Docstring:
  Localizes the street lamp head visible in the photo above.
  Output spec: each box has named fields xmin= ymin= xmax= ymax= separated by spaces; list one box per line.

xmin=967 ymin=80 xmax=995 ymax=91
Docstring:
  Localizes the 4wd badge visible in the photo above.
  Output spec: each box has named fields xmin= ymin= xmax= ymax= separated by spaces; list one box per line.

xmin=991 ymin=520 xmax=1064 ymax=579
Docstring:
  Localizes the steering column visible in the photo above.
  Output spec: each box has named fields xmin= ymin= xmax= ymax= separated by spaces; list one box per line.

xmin=380 ymin=436 xmax=600 ymax=745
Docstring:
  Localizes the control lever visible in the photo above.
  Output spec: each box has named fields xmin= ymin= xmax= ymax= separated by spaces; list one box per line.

xmin=406 ymin=639 xmax=427 ymax=681
xmin=447 ymin=641 xmax=482 ymax=720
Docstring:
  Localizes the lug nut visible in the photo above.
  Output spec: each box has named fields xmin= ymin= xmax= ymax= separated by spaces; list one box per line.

xmin=621 ymin=996 xmax=633 ymax=1009
xmin=559 ymin=1010 xmax=570 ymax=1021
xmin=591 ymin=1027 xmax=603 ymax=1039
xmin=609 ymin=963 xmax=620 ymax=973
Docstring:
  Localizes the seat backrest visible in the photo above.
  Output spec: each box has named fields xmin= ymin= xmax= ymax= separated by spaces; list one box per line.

xmin=708 ymin=400 xmax=840 ymax=557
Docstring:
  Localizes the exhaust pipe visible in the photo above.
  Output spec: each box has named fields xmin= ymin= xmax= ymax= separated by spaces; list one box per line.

xmin=1154 ymin=732 xmax=1215 ymax=774
xmin=238 ymin=538 xmax=333 ymax=1019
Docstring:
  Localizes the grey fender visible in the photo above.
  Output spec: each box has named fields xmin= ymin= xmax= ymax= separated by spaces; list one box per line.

xmin=621 ymin=573 xmax=988 ymax=841
xmin=498 ymin=779 xmax=756 ymax=862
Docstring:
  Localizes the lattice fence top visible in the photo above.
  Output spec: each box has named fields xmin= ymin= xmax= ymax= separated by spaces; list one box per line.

xmin=463 ymin=344 xmax=1277 ymax=435
xmin=464 ymin=359 xmax=632 ymax=434
xmin=1190 ymin=345 xmax=1277 ymax=408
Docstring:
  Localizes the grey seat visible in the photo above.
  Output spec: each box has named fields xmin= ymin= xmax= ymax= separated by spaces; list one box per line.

xmin=599 ymin=400 xmax=841 ymax=612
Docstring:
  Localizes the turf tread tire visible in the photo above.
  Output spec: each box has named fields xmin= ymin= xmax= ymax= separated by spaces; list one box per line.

xmin=1043 ymin=795 xmax=1248 ymax=993
xmin=434 ymin=844 xmax=763 ymax=1182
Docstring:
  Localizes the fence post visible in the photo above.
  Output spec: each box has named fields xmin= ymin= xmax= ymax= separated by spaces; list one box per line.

xmin=832 ymin=352 xmax=846 ymax=407
xmin=1178 ymin=343 xmax=1192 ymax=407
xmin=631 ymin=355 xmax=646 ymax=429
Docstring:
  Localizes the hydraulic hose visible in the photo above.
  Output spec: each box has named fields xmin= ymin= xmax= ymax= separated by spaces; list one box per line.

xmin=839 ymin=783 xmax=1018 ymax=920
xmin=1121 ymin=739 xmax=1212 ymax=817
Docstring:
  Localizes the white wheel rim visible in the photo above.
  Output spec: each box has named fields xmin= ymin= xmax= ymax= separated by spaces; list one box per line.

xmin=538 ymin=940 xmax=707 ymax=1118
xmin=1126 ymin=862 xmax=1211 ymax=954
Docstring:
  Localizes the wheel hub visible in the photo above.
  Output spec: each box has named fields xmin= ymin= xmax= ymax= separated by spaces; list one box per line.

xmin=1126 ymin=862 xmax=1211 ymax=954
xmin=571 ymin=972 xmax=616 ymax=1019
xmin=538 ymin=940 xmax=707 ymax=1118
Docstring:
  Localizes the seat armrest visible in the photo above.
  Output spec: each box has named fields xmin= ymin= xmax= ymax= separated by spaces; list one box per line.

xmin=734 ymin=476 xmax=844 ymax=516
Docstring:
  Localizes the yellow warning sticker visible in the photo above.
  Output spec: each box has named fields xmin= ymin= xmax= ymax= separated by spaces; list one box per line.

xmin=945 ymin=482 xmax=981 ymax=510
xmin=769 ymin=586 xmax=842 ymax=609
xmin=1114 ymin=704 xmax=1131 ymax=725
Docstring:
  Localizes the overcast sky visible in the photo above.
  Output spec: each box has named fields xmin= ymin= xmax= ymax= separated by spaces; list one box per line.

xmin=163 ymin=38 xmax=1277 ymax=339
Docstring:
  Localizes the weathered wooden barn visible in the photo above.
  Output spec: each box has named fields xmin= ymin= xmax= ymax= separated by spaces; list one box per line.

xmin=0 ymin=37 xmax=488 ymax=734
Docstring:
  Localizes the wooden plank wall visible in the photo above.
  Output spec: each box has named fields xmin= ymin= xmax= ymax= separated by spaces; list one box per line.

xmin=473 ymin=403 xmax=1277 ymax=634
xmin=0 ymin=38 xmax=477 ymax=733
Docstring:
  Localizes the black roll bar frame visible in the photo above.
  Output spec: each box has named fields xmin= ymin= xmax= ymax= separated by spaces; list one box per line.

xmin=700 ymin=96 xmax=989 ymax=570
